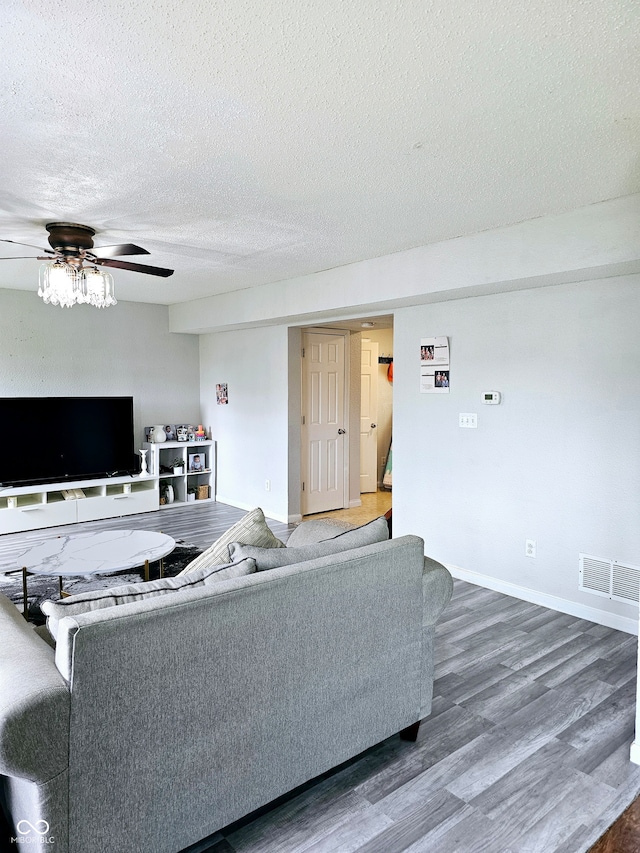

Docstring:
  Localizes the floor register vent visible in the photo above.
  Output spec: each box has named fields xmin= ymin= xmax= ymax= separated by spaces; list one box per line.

xmin=579 ymin=553 xmax=640 ymax=604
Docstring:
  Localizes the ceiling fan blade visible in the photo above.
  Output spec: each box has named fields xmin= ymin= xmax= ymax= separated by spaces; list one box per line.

xmin=91 ymin=243 xmax=150 ymax=258
xmin=0 ymin=255 xmax=43 ymax=260
xmin=0 ymin=238 xmax=52 ymax=252
xmin=94 ymin=257 xmax=174 ymax=277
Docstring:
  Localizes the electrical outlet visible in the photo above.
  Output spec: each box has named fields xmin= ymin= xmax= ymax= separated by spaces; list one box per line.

xmin=525 ymin=539 xmax=536 ymax=558
xmin=265 ymin=480 xmax=271 ymax=492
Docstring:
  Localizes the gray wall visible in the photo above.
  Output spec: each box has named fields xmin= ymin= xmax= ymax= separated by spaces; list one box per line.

xmin=0 ymin=289 xmax=201 ymax=450
xmin=199 ymin=324 xmax=291 ymax=521
xmin=393 ymin=275 xmax=640 ymax=629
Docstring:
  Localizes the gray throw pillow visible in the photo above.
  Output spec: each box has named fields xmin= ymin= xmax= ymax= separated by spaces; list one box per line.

xmin=285 ymin=518 xmax=355 ymax=547
xmin=41 ymin=557 xmax=257 ymax=640
xmin=178 ymin=507 xmax=285 ymax=574
xmin=229 ymin=516 xmax=389 ymax=571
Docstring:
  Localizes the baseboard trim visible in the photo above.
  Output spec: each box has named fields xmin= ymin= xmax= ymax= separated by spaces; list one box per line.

xmin=445 ymin=563 xmax=638 ymax=636
xmin=215 ymin=495 xmax=290 ymax=524
xmin=349 ymin=499 xmax=362 ymax=509
xmin=630 ymin=741 xmax=640 ymax=766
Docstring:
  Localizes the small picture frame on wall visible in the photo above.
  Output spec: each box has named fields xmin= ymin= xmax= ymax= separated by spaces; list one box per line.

xmin=216 ymin=383 xmax=228 ymax=405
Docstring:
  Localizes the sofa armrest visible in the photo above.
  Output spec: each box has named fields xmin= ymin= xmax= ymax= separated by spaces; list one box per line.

xmin=0 ymin=595 xmax=69 ymax=783
xmin=422 ymin=556 xmax=453 ymax=626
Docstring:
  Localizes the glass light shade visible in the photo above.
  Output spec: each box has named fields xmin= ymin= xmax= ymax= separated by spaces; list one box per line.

xmin=38 ymin=262 xmax=82 ymax=308
xmin=81 ymin=267 xmax=117 ymax=308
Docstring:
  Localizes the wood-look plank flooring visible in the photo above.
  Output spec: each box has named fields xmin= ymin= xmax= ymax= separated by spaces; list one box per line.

xmin=1 ymin=499 xmax=639 ymax=853
xmin=303 ymin=490 xmax=392 ymax=526
xmin=588 ymin=796 xmax=640 ymax=852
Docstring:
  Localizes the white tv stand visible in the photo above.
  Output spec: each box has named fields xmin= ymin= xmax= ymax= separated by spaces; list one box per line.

xmin=0 ymin=440 xmax=215 ymax=535
xmin=0 ymin=475 xmax=158 ymax=535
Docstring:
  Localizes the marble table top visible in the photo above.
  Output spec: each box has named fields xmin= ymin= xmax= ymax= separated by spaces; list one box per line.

xmin=16 ymin=529 xmax=176 ymax=577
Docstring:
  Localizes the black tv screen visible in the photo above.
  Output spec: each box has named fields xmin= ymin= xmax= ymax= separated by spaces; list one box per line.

xmin=0 ymin=397 xmax=136 ymax=486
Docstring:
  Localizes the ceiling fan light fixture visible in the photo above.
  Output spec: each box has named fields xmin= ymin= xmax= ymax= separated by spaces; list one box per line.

xmin=38 ymin=261 xmax=83 ymax=308
xmin=81 ymin=266 xmax=117 ymax=308
xmin=1 ymin=222 xmax=171 ymax=307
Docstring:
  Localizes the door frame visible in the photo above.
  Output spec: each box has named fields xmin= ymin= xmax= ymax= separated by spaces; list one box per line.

xmin=300 ymin=327 xmax=351 ymax=515
xmin=360 ymin=339 xmax=379 ymax=493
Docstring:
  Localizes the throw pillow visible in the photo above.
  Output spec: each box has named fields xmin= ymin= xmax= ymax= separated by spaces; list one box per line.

xmin=178 ymin=507 xmax=285 ymax=574
xmin=229 ymin=516 xmax=389 ymax=571
xmin=285 ymin=518 xmax=355 ymax=547
xmin=41 ymin=557 xmax=256 ymax=640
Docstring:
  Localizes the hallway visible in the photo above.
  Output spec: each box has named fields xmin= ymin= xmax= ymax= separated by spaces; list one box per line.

xmin=302 ymin=489 xmax=391 ymax=526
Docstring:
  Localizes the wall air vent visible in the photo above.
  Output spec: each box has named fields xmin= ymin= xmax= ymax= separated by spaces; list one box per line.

xmin=579 ymin=553 xmax=640 ymax=605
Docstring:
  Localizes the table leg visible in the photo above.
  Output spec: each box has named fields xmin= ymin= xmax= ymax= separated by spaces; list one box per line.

xmin=22 ymin=567 xmax=28 ymax=620
xmin=144 ymin=559 xmax=150 ymax=582
xmin=159 ymin=558 xmax=164 ymax=579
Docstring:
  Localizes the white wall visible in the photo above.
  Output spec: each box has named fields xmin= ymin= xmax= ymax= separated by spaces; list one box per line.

xmin=393 ymin=275 xmax=640 ymax=632
xmin=199 ymin=325 xmax=290 ymax=521
xmin=0 ymin=288 xmax=200 ymax=448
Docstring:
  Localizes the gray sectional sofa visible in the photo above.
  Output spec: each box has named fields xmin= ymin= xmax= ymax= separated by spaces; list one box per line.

xmin=0 ymin=520 xmax=452 ymax=853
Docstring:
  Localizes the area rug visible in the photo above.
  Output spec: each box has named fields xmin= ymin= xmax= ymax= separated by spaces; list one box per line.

xmin=0 ymin=543 xmax=202 ymax=624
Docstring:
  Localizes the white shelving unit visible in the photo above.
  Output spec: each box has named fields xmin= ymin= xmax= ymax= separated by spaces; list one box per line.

xmin=143 ymin=440 xmax=215 ymax=509
xmin=0 ymin=475 xmax=158 ymax=535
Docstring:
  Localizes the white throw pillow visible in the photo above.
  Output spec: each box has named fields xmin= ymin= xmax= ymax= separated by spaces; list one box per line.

xmin=178 ymin=507 xmax=285 ymax=574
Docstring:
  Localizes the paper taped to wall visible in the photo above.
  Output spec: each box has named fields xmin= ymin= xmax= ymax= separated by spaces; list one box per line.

xmin=420 ymin=336 xmax=449 ymax=393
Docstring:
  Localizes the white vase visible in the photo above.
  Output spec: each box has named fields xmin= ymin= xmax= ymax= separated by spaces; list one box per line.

xmin=149 ymin=425 xmax=166 ymax=443
xmin=165 ymin=484 xmax=174 ymax=504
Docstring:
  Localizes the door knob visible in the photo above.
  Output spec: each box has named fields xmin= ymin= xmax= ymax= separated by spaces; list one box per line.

xmin=371 ymin=423 xmax=377 ymax=429
xmin=338 ymin=428 xmax=346 ymax=435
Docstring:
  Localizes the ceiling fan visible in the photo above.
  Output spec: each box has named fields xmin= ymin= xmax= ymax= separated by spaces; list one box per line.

xmin=0 ymin=222 xmax=173 ymax=308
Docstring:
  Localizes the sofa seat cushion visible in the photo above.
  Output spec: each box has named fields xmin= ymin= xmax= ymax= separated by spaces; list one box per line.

xmin=229 ymin=516 xmax=389 ymax=571
xmin=285 ymin=517 xmax=355 ymax=547
xmin=178 ymin=507 xmax=285 ymax=574
xmin=41 ymin=557 xmax=256 ymax=640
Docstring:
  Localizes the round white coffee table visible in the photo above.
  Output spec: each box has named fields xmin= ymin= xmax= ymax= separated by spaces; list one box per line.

xmin=16 ymin=529 xmax=175 ymax=618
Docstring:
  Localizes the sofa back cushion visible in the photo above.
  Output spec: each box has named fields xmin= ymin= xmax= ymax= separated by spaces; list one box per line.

xmin=229 ymin=516 xmax=389 ymax=570
xmin=41 ymin=558 xmax=256 ymax=640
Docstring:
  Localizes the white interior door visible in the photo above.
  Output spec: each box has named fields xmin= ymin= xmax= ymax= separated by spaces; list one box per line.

xmin=301 ymin=331 xmax=347 ymax=514
xmin=360 ymin=340 xmax=379 ymax=493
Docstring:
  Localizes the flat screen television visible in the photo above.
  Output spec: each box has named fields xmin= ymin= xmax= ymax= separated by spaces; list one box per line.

xmin=0 ymin=396 xmax=136 ymax=486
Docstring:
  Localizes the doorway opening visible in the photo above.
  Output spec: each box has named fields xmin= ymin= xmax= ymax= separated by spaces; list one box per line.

xmin=297 ymin=316 xmax=393 ymax=525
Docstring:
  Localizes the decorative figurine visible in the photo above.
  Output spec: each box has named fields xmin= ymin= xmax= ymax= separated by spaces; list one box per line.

xmin=138 ymin=448 xmax=149 ymax=477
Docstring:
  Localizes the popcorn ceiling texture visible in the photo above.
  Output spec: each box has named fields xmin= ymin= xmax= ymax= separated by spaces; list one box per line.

xmin=0 ymin=0 xmax=638 ymax=305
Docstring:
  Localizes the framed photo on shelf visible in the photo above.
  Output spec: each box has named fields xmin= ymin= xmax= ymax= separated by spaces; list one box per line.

xmin=188 ymin=453 xmax=205 ymax=472
xmin=163 ymin=424 xmax=177 ymax=441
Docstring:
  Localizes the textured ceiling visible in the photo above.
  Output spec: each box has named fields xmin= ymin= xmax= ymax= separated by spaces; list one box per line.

xmin=0 ymin=0 xmax=638 ymax=305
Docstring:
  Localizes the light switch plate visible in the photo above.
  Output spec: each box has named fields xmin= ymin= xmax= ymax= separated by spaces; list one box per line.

xmin=459 ymin=413 xmax=478 ymax=428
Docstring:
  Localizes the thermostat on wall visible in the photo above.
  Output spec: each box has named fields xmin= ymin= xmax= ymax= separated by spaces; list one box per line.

xmin=482 ymin=391 xmax=501 ymax=404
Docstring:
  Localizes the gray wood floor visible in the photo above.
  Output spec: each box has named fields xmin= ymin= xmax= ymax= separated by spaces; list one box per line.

xmin=1 ymin=502 xmax=639 ymax=852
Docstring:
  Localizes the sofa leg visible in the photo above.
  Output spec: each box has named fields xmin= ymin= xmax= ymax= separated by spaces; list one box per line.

xmin=399 ymin=721 xmax=421 ymax=742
